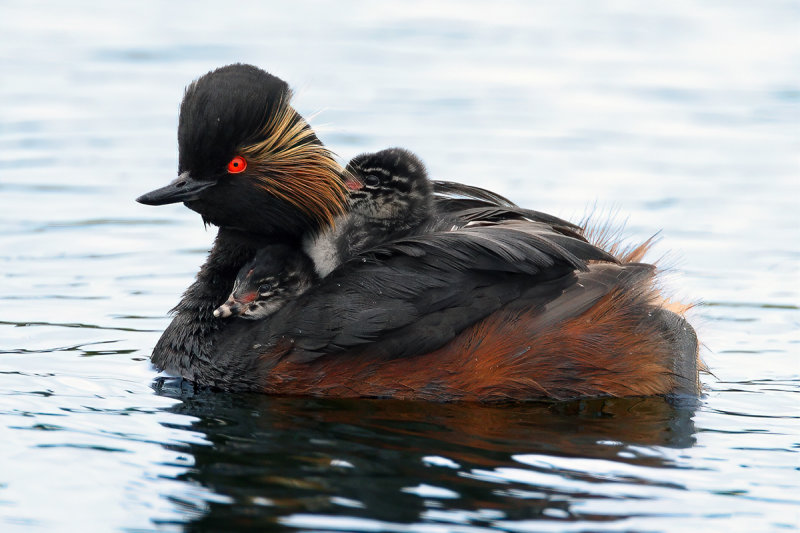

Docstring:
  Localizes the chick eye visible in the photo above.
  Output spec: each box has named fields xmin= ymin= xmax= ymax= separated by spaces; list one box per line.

xmin=227 ymin=156 xmax=247 ymax=174
xmin=364 ymin=175 xmax=380 ymax=186
xmin=257 ymin=284 xmax=273 ymax=294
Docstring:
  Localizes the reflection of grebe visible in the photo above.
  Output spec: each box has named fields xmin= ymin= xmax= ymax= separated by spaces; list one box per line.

xmin=137 ymin=64 xmax=701 ymax=401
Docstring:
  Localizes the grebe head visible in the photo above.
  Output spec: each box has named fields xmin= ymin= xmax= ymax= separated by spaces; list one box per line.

xmin=136 ymin=64 xmax=346 ymax=241
xmin=213 ymin=245 xmax=316 ymax=320
xmin=345 ymin=148 xmax=433 ymax=225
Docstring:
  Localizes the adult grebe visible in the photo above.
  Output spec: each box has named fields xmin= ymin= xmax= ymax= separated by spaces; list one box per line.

xmin=137 ymin=64 xmax=701 ymax=401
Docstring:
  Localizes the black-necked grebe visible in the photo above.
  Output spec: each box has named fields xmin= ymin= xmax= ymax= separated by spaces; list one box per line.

xmin=136 ymin=63 xmax=701 ymax=400
xmin=304 ymin=147 xmax=433 ymax=277
xmin=213 ymin=244 xmax=315 ymax=319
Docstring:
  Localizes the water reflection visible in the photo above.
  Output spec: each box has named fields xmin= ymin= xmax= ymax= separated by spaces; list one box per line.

xmin=154 ymin=378 xmax=697 ymax=530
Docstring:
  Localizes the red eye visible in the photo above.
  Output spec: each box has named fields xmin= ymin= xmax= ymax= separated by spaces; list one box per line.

xmin=227 ymin=156 xmax=247 ymax=173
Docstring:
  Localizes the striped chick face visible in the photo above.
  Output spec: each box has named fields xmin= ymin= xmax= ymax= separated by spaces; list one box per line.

xmin=345 ymin=148 xmax=433 ymax=223
xmin=213 ymin=245 xmax=316 ymax=320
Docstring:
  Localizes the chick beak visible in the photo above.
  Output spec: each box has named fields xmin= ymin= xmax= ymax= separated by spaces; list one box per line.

xmin=213 ymin=305 xmax=231 ymax=318
xmin=344 ymin=177 xmax=363 ymax=191
xmin=213 ymin=299 xmax=242 ymax=318
xmin=136 ymin=172 xmax=216 ymax=206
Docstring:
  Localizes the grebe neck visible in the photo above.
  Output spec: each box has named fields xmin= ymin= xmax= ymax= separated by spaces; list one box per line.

xmin=150 ymin=228 xmax=259 ymax=383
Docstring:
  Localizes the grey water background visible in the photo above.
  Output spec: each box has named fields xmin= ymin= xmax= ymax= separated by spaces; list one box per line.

xmin=1 ymin=1 xmax=798 ymax=531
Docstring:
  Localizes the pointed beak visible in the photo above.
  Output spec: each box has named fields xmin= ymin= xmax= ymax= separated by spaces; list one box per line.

xmin=344 ymin=177 xmax=363 ymax=191
xmin=213 ymin=299 xmax=242 ymax=318
xmin=342 ymin=168 xmax=363 ymax=191
xmin=213 ymin=305 xmax=232 ymax=318
xmin=136 ymin=172 xmax=216 ymax=206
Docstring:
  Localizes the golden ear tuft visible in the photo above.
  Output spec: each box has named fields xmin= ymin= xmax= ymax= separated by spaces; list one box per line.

xmin=240 ymin=99 xmax=347 ymax=228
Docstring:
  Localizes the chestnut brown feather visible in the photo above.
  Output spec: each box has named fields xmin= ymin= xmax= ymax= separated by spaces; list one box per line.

xmin=255 ymin=262 xmax=698 ymax=402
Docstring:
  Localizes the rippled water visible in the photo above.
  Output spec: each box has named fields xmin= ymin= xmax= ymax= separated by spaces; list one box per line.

xmin=1 ymin=1 xmax=798 ymax=531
